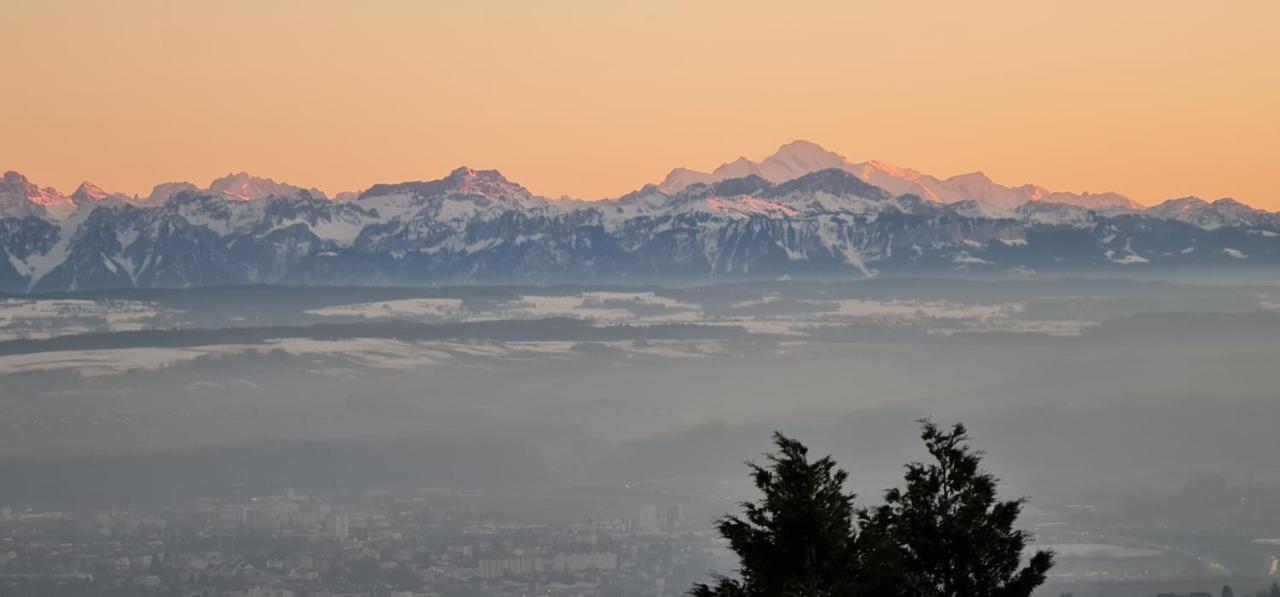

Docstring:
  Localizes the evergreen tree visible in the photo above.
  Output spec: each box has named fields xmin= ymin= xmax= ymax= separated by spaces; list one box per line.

xmin=1221 ymin=584 xmax=1234 ymax=597
xmin=691 ymin=432 xmax=860 ymax=597
xmin=858 ymin=421 xmax=1053 ymax=597
xmin=692 ymin=422 xmax=1054 ymax=597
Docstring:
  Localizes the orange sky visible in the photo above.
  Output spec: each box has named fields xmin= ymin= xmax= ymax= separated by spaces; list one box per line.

xmin=2 ymin=0 xmax=1278 ymax=207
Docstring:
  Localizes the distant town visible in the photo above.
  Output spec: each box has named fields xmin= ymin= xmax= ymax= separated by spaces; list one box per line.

xmin=0 ymin=487 xmax=731 ymax=597
xmin=3 ymin=484 xmax=1280 ymax=597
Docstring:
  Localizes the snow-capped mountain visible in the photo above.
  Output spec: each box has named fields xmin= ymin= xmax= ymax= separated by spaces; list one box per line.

xmin=138 ymin=172 xmax=329 ymax=204
xmin=0 ymin=172 xmax=131 ymax=219
xmin=141 ymin=182 xmax=201 ymax=206
xmin=206 ymin=172 xmax=328 ymax=201
xmin=1 ymin=171 xmax=74 ymax=219
xmin=1147 ymin=197 xmax=1275 ymax=230
xmin=1 ymin=157 xmax=1277 ymax=293
xmin=659 ymin=140 xmax=1141 ymax=211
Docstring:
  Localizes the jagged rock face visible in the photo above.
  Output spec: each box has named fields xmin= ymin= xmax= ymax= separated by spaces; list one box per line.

xmin=1 ymin=171 xmax=58 ymax=219
xmin=0 ymin=167 xmax=1277 ymax=293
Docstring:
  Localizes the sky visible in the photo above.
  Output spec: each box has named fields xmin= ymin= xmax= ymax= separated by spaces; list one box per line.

xmin=1 ymin=0 xmax=1278 ymax=208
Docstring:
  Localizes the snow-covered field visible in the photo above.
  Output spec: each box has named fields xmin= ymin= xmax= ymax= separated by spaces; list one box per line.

xmin=0 ymin=290 xmax=1092 ymax=377
xmin=506 ymin=292 xmax=700 ymax=322
xmin=304 ymin=292 xmax=1023 ymax=327
xmin=0 ymin=337 xmax=727 ymax=377
xmin=0 ymin=298 xmax=170 ymax=341
xmin=0 ymin=344 xmax=258 ymax=376
xmin=826 ymin=298 xmax=1016 ymax=319
xmin=304 ymin=292 xmax=703 ymax=324
xmin=305 ymin=298 xmax=466 ymax=320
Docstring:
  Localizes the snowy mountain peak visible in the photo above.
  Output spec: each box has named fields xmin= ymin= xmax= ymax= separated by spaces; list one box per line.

xmin=1152 ymin=196 xmax=1210 ymax=213
xmin=440 ymin=166 xmax=533 ymax=201
xmin=207 ymin=172 xmax=326 ymax=201
xmin=143 ymin=182 xmax=200 ymax=205
xmin=766 ymin=168 xmax=891 ymax=200
xmin=1146 ymin=196 xmax=1273 ymax=229
xmin=1042 ymin=191 xmax=1139 ymax=211
xmin=651 ymin=142 xmax=1140 ymax=211
xmin=946 ymin=171 xmax=994 ymax=185
xmin=447 ymin=166 xmax=509 ymax=184
xmin=856 ymin=160 xmax=924 ymax=178
xmin=762 ymin=140 xmax=847 ymax=176
xmin=0 ymin=171 xmax=44 ymax=218
xmin=709 ymin=157 xmax=765 ymax=181
xmin=358 ymin=166 xmax=535 ymax=205
xmin=659 ymin=140 xmax=847 ymax=194
xmin=772 ymin=139 xmax=841 ymax=160
xmin=1212 ymin=197 xmax=1251 ymax=209
xmin=0 ymin=170 xmax=74 ymax=218
xmin=657 ymin=167 xmax=715 ymax=195
xmin=71 ymin=181 xmax=111 ymax=203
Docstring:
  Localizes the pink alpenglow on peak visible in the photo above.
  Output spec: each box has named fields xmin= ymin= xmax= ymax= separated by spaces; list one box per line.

xmin=441 ymin=167 xmax=534 ymax=201
xmin=0 ymin=170 xmax=76 ymax=218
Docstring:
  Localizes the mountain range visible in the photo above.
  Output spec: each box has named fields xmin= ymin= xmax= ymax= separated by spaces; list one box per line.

xmin=1 ymin=141 xmax=1277 ymax=292
xmin=657 ymin=140 xmax=1139 ymax=211
xmin=0 ymin=171 xmax=330 ymax=219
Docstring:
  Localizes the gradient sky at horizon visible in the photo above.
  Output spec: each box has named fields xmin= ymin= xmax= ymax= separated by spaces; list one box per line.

xmin=2 ymin=0 xmax=1278 ymax=207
